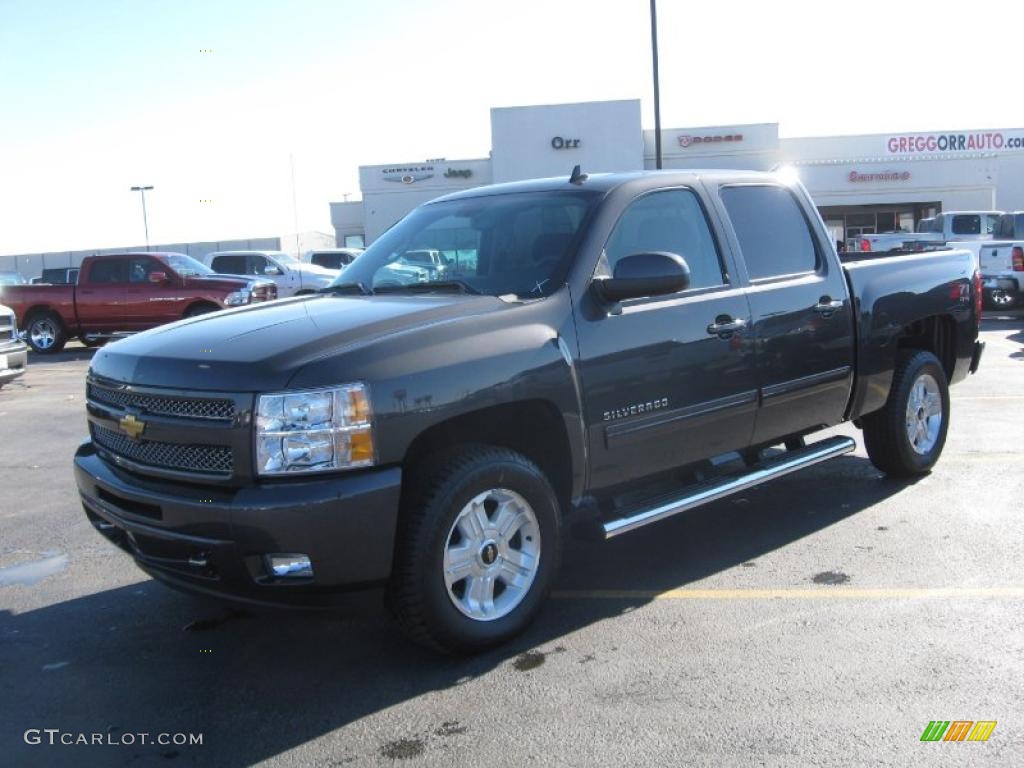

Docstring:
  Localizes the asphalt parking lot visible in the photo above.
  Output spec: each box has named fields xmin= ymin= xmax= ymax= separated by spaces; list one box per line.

xmin=1 ymin=314 xmax=1022 ymax=767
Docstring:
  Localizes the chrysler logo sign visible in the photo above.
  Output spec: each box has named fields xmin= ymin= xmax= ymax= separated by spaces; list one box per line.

xmin=382 ymin=165 xmax=434 ymax=184
xmin=678 ymin=133 xmax=743 ymax=148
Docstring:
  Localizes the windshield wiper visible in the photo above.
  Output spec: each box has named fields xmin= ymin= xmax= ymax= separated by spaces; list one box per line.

xmin=374 ymin=280 xmax=480 ymax=295
xmin=319 ymin=281 xmax=374 ymax=296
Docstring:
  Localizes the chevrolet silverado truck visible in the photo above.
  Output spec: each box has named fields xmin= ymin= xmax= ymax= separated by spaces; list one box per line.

xmin=4 ymin=252 xmax=277 ymax=353
xmin=75 ymin=170 xmax=984 ymax=654
xmin=859 ymin=210 xmax=1002 ymax=253
xmin=950 ymin=213 xmax=1024 ymax=309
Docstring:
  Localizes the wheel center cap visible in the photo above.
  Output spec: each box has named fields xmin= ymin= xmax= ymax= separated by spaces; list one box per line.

xmin=479 ymin=541 xmax=498 ymax=566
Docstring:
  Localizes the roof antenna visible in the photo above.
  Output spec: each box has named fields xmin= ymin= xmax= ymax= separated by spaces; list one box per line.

xmin=569 ymin=164 xmax=588 ymax=185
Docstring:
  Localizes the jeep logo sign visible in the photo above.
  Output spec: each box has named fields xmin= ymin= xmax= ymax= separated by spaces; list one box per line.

xmin=551 ymin=136 xmax=580 ymax=149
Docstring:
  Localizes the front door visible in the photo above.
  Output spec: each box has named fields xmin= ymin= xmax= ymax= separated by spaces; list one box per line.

xmin=574 ymin=187 xmax=759 ymax=491
xmin=122 ymin=256 xmax=189 ymax=329
xmin=717 ymin=184 xmax=855 ymax=445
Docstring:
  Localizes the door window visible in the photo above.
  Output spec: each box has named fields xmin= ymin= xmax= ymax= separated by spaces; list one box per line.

xmin=604 ymin=189 xmax=725 ymax=291
xmin=720 ymin=185 xmax=819 ymax=280
xmin=248 ymin=254 xmax=270 ymax=275
xmin=127 ymin=257 xmax=161 ymax=283
xmin=211 ymin=255 xmax=246 ymax=274
xmin=88 ymin=259 xmax=128 ymax=283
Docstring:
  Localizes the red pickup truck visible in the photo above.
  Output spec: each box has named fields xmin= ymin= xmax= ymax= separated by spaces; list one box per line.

xmin=4 ymin=252 xmax=277 ymax=353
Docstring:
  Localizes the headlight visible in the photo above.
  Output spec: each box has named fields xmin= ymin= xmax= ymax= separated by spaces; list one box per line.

xmin=255 ymin=384 xmax=374 ymax=475
xmin=224 ymin=289 xmax=251 ymax=306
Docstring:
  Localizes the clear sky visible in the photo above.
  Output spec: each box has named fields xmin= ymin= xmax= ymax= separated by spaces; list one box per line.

xmin=2 ymin=0 xmax=1021 ymax=255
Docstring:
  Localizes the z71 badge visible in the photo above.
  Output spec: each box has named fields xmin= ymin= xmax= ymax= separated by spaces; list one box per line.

xmin=603 ymin=398 xmax=669 ymax=422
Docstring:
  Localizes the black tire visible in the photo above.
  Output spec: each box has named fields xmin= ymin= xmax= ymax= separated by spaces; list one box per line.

xmin=25 ymin=312 xmax=67 ymax=354
xmin=388 ymin=445 xmax=561 ymax=654
xmin=80 ymin=337 xmax=106 ymax=348
xmin=184 ymin=303 xmax=218 ymax=318
xmin=862 ymin=350 xmax=950 ymax=477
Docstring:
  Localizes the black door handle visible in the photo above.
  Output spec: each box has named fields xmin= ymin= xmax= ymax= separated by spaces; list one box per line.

xmin=707 ymin=316 xmax=747 ymax=336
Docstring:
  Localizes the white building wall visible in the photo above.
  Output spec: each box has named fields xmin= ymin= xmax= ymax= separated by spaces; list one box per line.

xmin=644 ymin=123 xmax=780 ymax=171
xmin=354 ymin=157 xmax=492 ymax=243
xmin=490 ymin=100 xmax=643 ymax=183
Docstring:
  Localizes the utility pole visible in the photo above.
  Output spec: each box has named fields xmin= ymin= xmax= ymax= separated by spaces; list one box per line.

xmin=650 ymin=0 xmax=662 ymax=170
xmin=289 ymin=154 xmax=301 ymax=258
xmin=130 ymin=185 xmax=154 ymax=250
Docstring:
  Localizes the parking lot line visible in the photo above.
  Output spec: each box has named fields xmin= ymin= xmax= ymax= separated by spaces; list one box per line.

xmin=552 ymin=587 xmax=1024 ymax=600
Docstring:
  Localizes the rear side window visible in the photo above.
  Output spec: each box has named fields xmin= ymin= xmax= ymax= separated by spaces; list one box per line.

xmin=604 ymin=189 xmax=725 ymax=290
xmin=720 ymin=185 xmax=818 ymax=280
xmin=88 ymin=259 xmax=127 ymax=283
xmin=951 ymin=215 xmax=981 ymax=235
xmin=211 ymin=255 xmax=246 ymax=273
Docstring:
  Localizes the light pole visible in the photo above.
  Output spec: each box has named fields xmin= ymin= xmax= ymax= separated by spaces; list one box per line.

xmin=650 ymin=0 xmax=662 ymax=170
xmin=130 ymin=185 xmax=154 ymax=250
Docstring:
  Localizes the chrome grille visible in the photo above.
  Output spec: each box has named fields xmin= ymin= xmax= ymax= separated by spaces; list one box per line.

xmin=92 ymin=425 xmax=233 ymax=475
xmin=87 ymin=383 xmax=235 ymax=421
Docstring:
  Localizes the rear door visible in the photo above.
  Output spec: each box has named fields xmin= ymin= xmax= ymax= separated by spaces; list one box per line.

xmin=76 ymin=258 xmax=127 ymax=331
xmin=716 ymin=184 xmax=855 ymax=446
xmin=574 ymin=186 xmax=759 ymax=490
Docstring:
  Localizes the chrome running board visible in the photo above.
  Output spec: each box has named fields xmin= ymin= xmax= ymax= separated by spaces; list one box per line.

xmin=602 ymin=435 xmax=856 ymax=539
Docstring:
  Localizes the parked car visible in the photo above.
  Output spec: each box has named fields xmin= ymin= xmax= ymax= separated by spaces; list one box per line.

xmin=0 ymin=301 xmax=28 ymax=388
xmin=978 ymin=242 xmax=1024 ymax=309
xmin=3 ymin=252 xmax=277 ymax=353
xmin=75 ymin=169 xmax=982 ymax=654
xmin=373 ymin=248 xmax=451 ymax=287
xmin=305 ymin=248 xmax=364 ymax=271
xmin=34 ymin=267 xmax=80 ymax=285
xmin=204 ymin=250 xmax=337 ymax=297
xmin=859 ymin=210 xmax=1003 ymax=253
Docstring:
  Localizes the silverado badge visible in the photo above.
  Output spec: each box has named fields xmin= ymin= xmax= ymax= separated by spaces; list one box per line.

xmin=119 ymin=414 xmax=146 ymax=440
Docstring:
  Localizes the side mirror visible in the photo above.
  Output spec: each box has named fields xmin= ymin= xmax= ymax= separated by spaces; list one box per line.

xmin=148 ymin=271 xmax=168 ymax=284
xmin=264 ymin=265 xmax=282 ymax=276
xmin=593 ymin=252 xmax=690 ymax=303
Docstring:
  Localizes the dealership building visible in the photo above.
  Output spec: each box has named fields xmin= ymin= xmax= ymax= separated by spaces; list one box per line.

xmin=331 ymin=99 xmax=1024 ymax=252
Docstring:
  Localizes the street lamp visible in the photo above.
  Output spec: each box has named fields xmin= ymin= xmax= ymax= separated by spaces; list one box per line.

xmin=130 ymin=185 xmax=154 ymax=250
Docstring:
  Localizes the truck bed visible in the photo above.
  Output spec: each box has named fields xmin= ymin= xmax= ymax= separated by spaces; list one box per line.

xmin=842 ymin=248 xmax=977 ymax=419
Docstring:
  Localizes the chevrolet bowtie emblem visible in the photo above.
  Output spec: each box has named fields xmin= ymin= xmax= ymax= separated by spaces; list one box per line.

xmin=119 ymin=414 xmax=146 ymax=439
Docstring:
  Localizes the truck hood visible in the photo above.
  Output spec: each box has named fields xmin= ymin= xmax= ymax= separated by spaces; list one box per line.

xmin=182 ymin=274 xmax=254 ymax=291
xmin=89 ymin=293 xmax=504 ymax=391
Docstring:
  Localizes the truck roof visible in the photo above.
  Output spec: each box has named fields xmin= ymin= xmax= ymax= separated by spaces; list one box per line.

xmin=430 ymin=169 xmax=784 ymax=204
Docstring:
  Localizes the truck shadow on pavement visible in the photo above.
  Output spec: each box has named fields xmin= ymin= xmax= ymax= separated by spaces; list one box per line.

xmin=1 ymin=454 xmax=917 ymax=767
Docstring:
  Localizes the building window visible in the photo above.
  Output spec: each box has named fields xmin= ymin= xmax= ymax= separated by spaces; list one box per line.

xmin=344 ymin=234 xmax=365 ymax=248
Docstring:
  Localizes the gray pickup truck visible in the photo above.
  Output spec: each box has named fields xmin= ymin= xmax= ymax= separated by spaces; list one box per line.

xmin=76 ymin=169 xmax=983 ymax=653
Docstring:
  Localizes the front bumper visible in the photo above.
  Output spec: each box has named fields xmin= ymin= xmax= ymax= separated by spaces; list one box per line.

xmin=0 ymin=340 xmax=28 ymax=385
xmin=75 ymin=441 xmax=402 ymax=607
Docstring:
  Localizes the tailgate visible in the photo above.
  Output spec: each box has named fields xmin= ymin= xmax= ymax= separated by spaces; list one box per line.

xmin=979 ymin=244 xmax=1012 ymax=274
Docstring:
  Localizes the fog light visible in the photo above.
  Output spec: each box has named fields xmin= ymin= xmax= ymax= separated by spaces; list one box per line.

xmin=265 ymin=554 xmax=313 ymax=578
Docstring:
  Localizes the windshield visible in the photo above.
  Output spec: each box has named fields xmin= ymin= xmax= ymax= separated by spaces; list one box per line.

xmin=272 ymin=251 xmax=298 ymax=264
xmin=0 ymin=272 xmax=27 ymax=285
xmin=161 ymin=253 xmax=215 ymax=277
xmin=330 ymin=189 xmax=598 ymax=298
